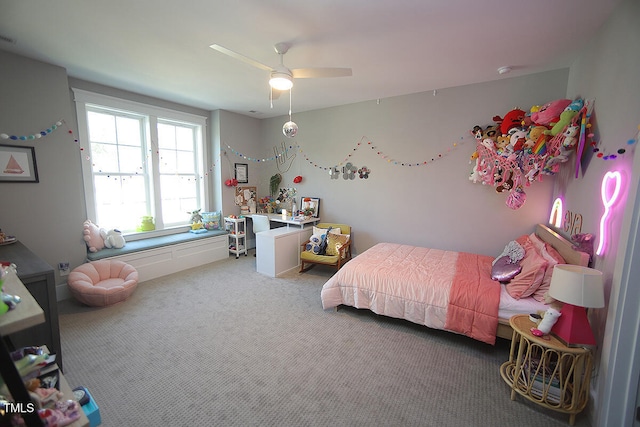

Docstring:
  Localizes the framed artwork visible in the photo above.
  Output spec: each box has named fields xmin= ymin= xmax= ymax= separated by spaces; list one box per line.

xmin=234 ymin=163 xmax=248 ymax=184
xmin=300 ymin=197 xmax=320 ymax=218
xmin=0 ymin=144 xmax=39 ymax=183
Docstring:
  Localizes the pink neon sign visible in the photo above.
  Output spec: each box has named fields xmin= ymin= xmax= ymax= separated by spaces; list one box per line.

xmin=596 ymin=171 xmax=622 ymax=256
xmin=549 ymin=197 xmax=563 ymax=228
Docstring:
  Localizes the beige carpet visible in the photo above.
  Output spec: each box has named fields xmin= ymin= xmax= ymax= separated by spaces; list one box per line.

xmin=58 ymin=256 xmax=591 ymax=426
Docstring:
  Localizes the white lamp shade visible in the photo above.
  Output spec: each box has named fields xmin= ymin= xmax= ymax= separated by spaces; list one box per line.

xmin=548 ymin=264 xmax=604 ymax=308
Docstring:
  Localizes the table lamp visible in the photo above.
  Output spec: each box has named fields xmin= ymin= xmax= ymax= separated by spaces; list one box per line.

xmin=548 ymin=264 xmax=604 ymax=347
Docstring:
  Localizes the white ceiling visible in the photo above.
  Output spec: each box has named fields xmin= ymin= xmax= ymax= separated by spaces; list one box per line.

xmin=0 ymin=0 xmax=621 ymax=119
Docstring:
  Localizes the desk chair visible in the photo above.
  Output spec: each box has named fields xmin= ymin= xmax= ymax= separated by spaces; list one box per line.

xmin=252 ymin=215 xmax=271 ymax=257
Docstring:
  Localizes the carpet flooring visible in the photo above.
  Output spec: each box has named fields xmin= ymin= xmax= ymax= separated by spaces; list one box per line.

xmin=58 ymin=256 xmax=591 ymax=426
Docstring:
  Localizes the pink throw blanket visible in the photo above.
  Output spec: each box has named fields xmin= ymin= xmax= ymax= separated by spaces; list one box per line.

xmin=444 ymin=252 xmax=500 ymax=345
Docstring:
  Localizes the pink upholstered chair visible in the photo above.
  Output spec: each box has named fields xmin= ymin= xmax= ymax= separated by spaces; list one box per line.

xmin=68 ymin=260 xmax=138 ymax=307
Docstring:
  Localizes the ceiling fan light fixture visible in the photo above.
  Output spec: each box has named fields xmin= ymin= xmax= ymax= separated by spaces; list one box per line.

xmin=269 ymin=71 xmax=293 ymax=90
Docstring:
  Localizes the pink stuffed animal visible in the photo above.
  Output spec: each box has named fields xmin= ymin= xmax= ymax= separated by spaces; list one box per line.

xmin=531 ymin=99 xmax=572 ymax=126
xmin=83 ymin=220 xmax=105 ymax=253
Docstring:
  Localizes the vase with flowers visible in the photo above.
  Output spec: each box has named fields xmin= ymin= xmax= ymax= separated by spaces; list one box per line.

xmin=302 ymin=207 xmax=315 ymax=219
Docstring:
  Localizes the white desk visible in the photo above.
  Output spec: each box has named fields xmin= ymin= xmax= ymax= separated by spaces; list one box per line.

xmin=250 ymin=213 xmax=320 ymax=228
xmin=255 ymin=227 xmax=313 ymax=277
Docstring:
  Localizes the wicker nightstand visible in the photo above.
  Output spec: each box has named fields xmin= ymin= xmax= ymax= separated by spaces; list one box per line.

xmin=499 ymin=314 xmax=593 ymax=425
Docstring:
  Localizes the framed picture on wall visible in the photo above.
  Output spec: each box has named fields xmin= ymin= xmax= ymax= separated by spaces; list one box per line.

xmin=300 ymin=197 xmax=320 ymax=218
xmin=234 ymin=163 xmax=248 ymax=183
xmin=0 ymin=144 xmax=39 ymax=183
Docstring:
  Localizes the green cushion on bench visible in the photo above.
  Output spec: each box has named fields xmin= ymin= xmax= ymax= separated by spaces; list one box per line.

xmin=87 ymin=230 xmax=227 ymax=261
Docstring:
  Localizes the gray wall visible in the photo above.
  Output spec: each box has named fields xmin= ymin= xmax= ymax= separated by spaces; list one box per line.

xmin=556 ymin=0 xmax=640 ymax=424
xmin=256 ymin=70 xmax=569 ymax=256
xmin=0 ymin=52 xmax=85 ymax=283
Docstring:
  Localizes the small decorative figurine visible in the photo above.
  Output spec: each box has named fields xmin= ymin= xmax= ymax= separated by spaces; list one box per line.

xmin=531 ymin=307 xmax=561 ymax=337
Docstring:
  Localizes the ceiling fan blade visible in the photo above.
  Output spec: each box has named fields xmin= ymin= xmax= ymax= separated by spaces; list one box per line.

xmin=292 ymin=67 xmax=352 ymax=79
xmin=209 ymin=44 xmax=273 ymax=72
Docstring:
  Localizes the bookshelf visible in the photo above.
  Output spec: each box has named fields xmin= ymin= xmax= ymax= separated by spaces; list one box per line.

xmin=499 ymin=314 xmax=592 ymax=426
xmin=0 ymin=269 xmax=89 ymax=427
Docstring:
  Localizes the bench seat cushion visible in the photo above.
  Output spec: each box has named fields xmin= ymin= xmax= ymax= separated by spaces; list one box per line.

xmin=87 ymin=229 xmax=227 ymax=261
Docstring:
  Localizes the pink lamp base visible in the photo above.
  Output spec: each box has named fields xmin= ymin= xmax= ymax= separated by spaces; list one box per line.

xmin=551 ymin=303 xmax=597 ymax=347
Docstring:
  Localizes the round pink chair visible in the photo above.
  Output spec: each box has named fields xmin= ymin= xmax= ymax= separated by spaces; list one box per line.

xmin=68 ymin=260 xmax=139 ymax=307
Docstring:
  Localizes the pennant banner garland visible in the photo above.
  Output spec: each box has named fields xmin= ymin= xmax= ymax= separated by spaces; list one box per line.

xmin=0 ymin=120 xmax=78 ymax=143
xmin=226 ymin=135 xmax=470 ymax=171
xmin=4 ymin=114 xmax=637 ymax=191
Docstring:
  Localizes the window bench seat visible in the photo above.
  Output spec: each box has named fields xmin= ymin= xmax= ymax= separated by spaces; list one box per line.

xmin=85 ymin=230 xmax=229 ymax=282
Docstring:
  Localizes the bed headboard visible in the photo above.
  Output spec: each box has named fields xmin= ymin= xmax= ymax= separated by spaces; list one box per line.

xmin=535 ymin=223 xmax=590 ymax=267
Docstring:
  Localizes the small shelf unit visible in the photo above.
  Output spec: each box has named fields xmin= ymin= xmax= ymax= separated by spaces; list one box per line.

xmin=225 ymin=216 xmax=248 ymax=258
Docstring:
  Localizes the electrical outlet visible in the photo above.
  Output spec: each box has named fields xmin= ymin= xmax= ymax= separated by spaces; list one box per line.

xmin=58 ymin=262 xmax=70 ymax=277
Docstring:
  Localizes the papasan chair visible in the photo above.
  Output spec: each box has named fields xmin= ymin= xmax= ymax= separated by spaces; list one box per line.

xmin=68 ymin=260 xmax=139 ymax=307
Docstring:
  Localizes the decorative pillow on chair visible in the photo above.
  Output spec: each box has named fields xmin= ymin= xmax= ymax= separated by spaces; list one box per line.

xmin=313 ymin=226 xmax=341 ymax=237
xmin=325 ymin=233 xmax=350 ymax=258
xmin=305 ymin=234 xmax=323 ymax=254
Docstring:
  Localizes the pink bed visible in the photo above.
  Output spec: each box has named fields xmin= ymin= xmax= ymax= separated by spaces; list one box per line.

xmin=320 ymin=224 xmax=589 ymax=345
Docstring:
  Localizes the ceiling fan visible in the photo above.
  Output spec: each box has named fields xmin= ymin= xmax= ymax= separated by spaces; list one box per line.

xmin=209 ymin=42 xmax=352 ymax=98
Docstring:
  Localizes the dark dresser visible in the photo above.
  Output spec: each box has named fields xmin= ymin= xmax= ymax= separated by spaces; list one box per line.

xmin=0 ymin=240 xmax=62 ymax=371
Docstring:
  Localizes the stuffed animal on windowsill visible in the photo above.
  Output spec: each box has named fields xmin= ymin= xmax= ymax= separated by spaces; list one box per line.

xmin=83 ymin=220 xmax=105 ymax=253
xmin=101 ymin=229 xmax=126 ymax=249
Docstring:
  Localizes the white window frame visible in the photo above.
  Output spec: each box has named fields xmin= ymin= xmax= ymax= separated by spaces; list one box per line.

xmin=73 ymin=88 xmax=209 ymax=239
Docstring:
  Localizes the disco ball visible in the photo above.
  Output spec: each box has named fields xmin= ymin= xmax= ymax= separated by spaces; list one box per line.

xmin=283 ymin=121 xmax=298 ymax=138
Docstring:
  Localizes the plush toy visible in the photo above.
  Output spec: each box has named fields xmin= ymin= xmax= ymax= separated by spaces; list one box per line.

xmin=482 ymin=125 xmax=499 ymax=143
xmin=531 ymin=99 xmax=572 ymax=126
xmin=508 ymin=128 xmax=528 ymax=152
xmin=546 ymin=99 xmax=584 ymax=136
xmin=189 ymin=209 xmax=203 ymax=224
xmin=83 ymin=220 xmax=105 ymax=253
xmin=493 ymin=108 xmax=526 ymax=136
xmin=469 ymin=157 xmax=481 ymax=183
xmin=101 ymin=229 xmax=126 ymax=249
xmin=506 ymin=186 xmax=527 ymax=210
xmin=531 ymin=307 xmax=561 ymax=337
xmin=496 ymin=171 xmax=515 ymax=193
xmin=571 ymin=233 xmax=595 ymax=260
xmin=561 ymin=124 xmax=580 ymax=149
xmin=495 ymin=135 xmax=509 ymax=152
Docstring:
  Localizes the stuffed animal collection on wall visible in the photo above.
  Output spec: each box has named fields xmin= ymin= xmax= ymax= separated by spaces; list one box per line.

xmin=469 ymin=98 xmax=588 ymax=209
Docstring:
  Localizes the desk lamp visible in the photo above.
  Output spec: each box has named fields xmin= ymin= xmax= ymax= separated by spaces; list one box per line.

xmin=548 ymin=264 xmax=604 ymax=347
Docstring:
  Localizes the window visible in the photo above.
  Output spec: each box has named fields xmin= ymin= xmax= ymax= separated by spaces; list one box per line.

xmin=74 ymin=89 xmax=208 ymax=235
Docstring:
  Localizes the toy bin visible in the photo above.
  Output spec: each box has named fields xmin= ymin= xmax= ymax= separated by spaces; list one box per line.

xmin=81 ymin=388 xmax=102 ymax=427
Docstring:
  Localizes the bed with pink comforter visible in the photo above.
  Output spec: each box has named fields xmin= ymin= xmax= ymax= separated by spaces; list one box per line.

xmin=320 ymin=242 xmax=502 ymax=345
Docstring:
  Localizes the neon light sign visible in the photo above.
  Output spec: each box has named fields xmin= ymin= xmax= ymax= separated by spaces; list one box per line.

xmin=549 ymin=197 xmax=563 ymax=228
xmin=596 ymin=171 xmax=622 ymax=256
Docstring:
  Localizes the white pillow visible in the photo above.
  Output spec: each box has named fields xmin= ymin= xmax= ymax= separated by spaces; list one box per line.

xmin=313 ymin=226 xmax=341 ymax=236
